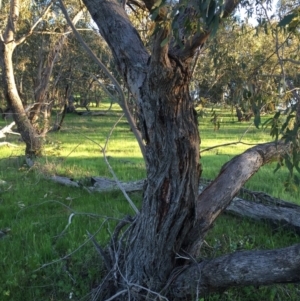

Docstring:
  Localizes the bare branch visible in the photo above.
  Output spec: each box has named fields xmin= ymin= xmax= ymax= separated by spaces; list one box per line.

xmin=170 ymin=243 xmax=300 ymax=298
xmin=101 ymin=116 xmax=140 ymax=214
xmin=201 ymin=141 xmax=257 ymax=153
xmin=187 ymin=140 xmax=292 ymax=255
xmin=104 ymin=290 xmax=127 ymax=301
xmin=15 ymin=0 xmax=54 ymax=45
xmin=83 ymin=115 xmax=140 ymax=214
xmin=59 ymin=0 xmax=146 ymax=160
xmin=87 ymin=230 xmax=112 ymax=271
xmin=33 ymin=219 xmax=108 ymax=273
xmin=282 ymin=58 xmax=300 ymax=65
xmin=0 ymin=121 xmax=19 ymax=139
xmin=222 ymin=0 xmax=240 ymax=19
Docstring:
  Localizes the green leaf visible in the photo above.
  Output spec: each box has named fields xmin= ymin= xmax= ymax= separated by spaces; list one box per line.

xmin=278 ymin=13 xmax=296 ymax=27
xmin=274 ymin=162 xmax=282 ymax=173
xmin=285 ymin=156 xmax=294 ymax=175
xmin=254 ymin=113 xmax=261 ymax=129
xmin=262 ymin=117 xmax=273 ymax=128
xmin=152 ymin=0 xmax=162 ymax=9
xmin=160 ymin=37 xmax=169 ymax=47
xmin=151 ymin=8 xmax=159 ymax=20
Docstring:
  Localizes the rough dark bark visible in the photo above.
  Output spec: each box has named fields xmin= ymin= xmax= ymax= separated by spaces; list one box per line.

xmin=78 ymin=0 xmax=300 ymax=300
xmin=170 ymin=243 xmax=300 ymax=300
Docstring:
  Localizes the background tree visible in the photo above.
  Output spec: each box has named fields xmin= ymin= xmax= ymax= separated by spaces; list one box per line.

xmin=0 ymin=0 xmax=104 ymax=151
xmin=0 ymin=0 xmax=51 ymax=156
xmin=27 ymin=7 xmax=84 ymax=134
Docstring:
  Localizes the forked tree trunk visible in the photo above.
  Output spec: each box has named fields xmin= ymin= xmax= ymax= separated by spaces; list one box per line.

xmin=81 ymin=0 xmax=300 ymax=300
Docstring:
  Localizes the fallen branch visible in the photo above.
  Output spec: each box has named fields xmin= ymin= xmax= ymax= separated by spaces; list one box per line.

xmin=49 ymin=174 xmax=300 ymax=235
xmin=90 ymin=177 xmax=144 ymax=193
xmin=0 ymin=121 xmax=19 ymax=139
xmin=170 ymin=243 xmax=300 ymax=298
xmin=51 ymin=175 xmax=81 ymax=187
xmin=226 ymin=195 xmax=300 ymax=234
xmin=0 ymin=142 xmax=18 ymax=147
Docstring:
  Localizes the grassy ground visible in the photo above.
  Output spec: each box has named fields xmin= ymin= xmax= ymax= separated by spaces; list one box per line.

xmin=0 ymin=102 xmax=299 ymax=300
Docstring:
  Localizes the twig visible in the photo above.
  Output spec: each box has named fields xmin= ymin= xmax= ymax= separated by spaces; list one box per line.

xmin=201 ymin=141 xmax=257 ymax=153
xmin=15 ymin=0 xmax=54 ymax=45
xmin=54 ymin=213 xmax=76 ymax=240
xmin=16 ymin=199 xmax=122 ymax=222
xmin=32 ymin=219 xmax=108 ymax=273
xmin=64 ymin=142 xmax=82 ymax=159
xmin=84 ymin=115 xmax=139 ymax=214
xmin=87 ymin=230 xmax=112 ymax=271
xmin=112 ymin=216 xmax=133 ymax=248
xmin=102 ymin=121 xmax=139 ymax=214
xmin=58 ymin=0 xmax=146 ymax=160
xmin=103 ymin=290 xmax=127 ymax=301
xmin=201 ymin=119 xmax=259 ymax=154
xmin=128 ymin=283 xmax=169 ymax=301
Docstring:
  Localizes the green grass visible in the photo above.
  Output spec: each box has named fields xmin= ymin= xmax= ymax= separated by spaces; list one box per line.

xmin=0 ymin=102 xmax=299 ymax=300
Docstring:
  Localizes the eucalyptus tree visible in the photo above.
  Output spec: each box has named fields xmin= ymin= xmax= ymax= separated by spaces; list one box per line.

xmin=193 ymin=19 xmax=300 ymax=116
xmin=68 ymin=0 xmax=300 ymax=299
xmin=0 ymin=0 xmax=52 ymax=156
xmin=27 ymin=7 xmax=84 ymax=132
xmin=0 ymin=0 xmax=96 ymax=153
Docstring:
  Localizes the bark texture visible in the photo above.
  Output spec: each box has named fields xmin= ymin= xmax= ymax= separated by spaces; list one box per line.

xmin=79 ymin=0 xmax=300 ymax=299
xmin=170 ymin=243 xmax=300 ymax=299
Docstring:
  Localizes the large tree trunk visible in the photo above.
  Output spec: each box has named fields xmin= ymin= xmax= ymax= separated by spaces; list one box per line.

xmin=121 ymin=64 xmax=201 ymax=294
xmin=81 ymin=0 xmax=300 ymax=300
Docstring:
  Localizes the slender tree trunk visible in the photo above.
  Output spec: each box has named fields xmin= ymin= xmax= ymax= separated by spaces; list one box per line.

xmin=0 ymin=0 xmax=42 ymax=156
xmin=2 ymin=44 xmax=42 ymax=155
xmin=28 ymin=10 xmax=83 ymax=132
